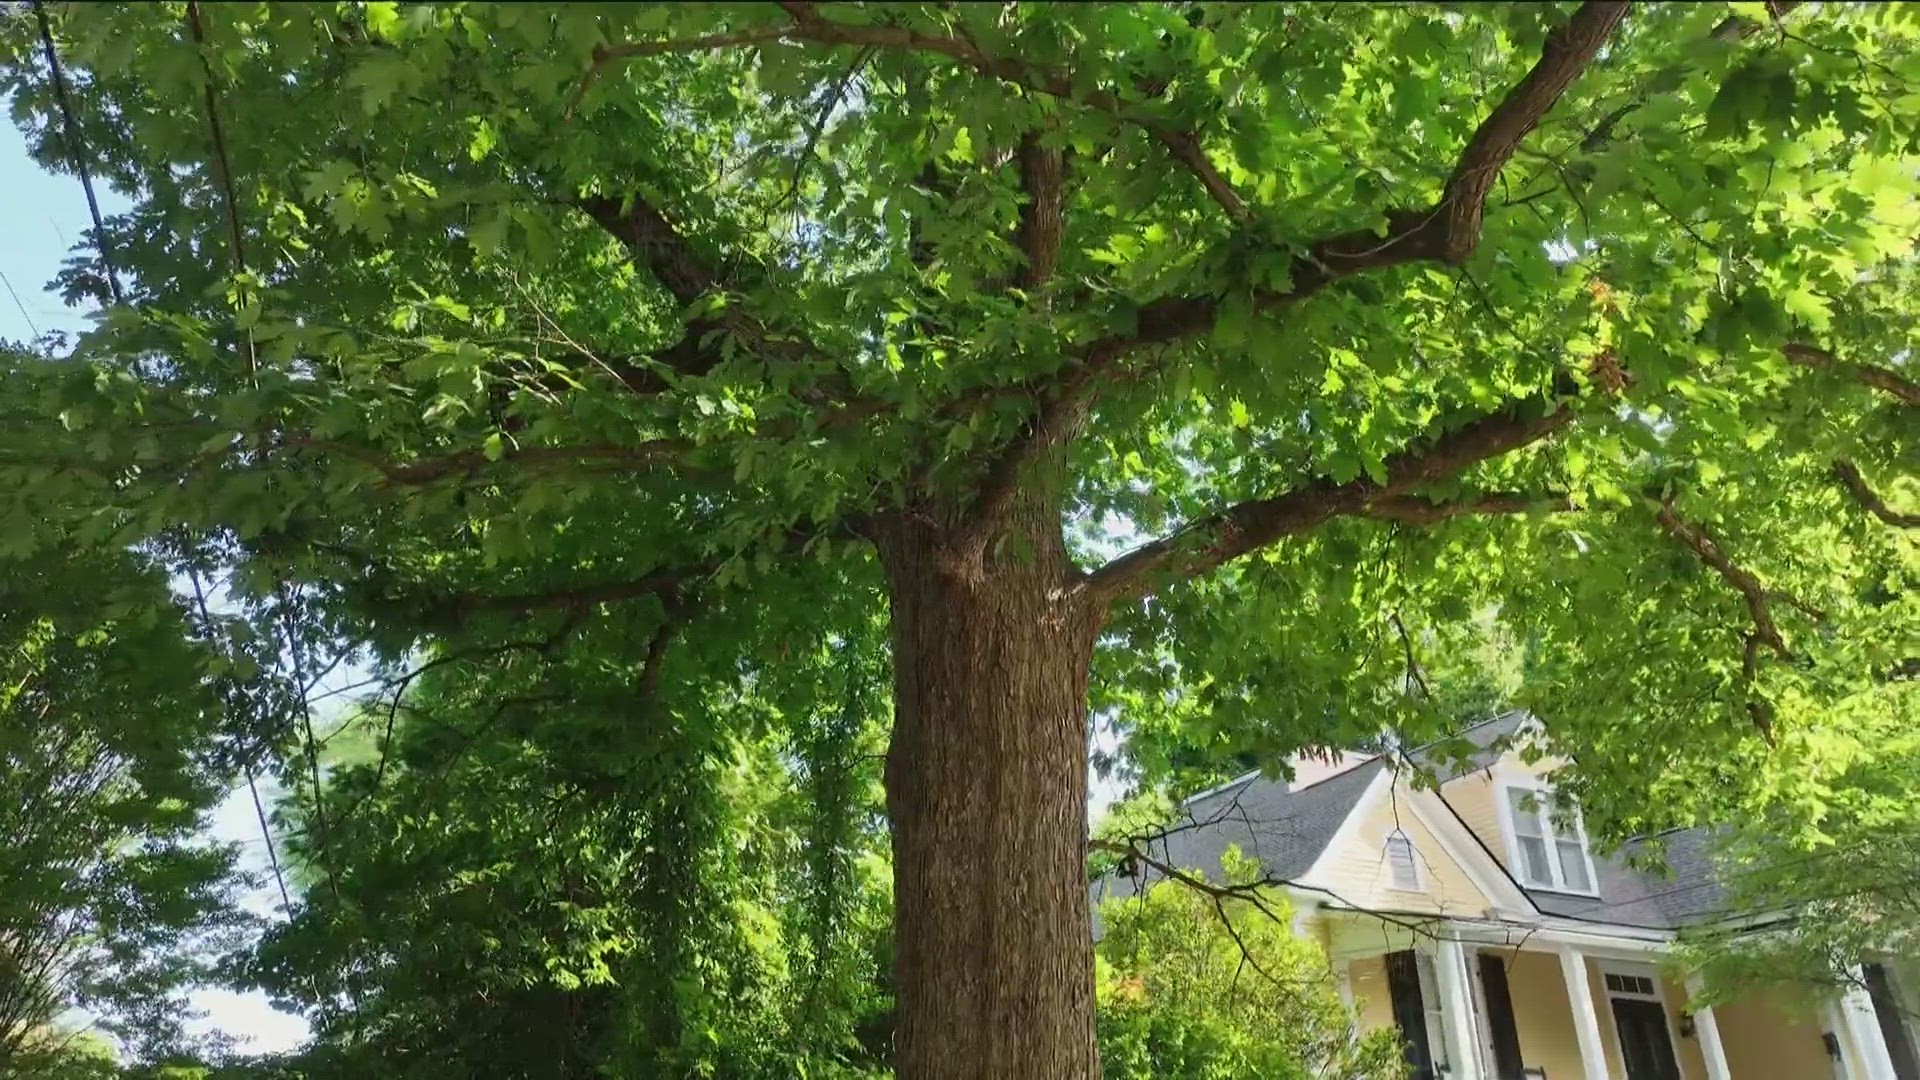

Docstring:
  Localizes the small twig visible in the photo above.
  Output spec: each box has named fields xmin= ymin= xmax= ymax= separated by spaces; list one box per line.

xmin=1783 ymin=343 xmax=1920 ymax=407
xmin=564 ymin=27 xmax=795 ymax=121
xmin=1390 ymin=612 xmax=1433 ymax=701
xmin=779 ymin=45 xmax=874 ymax=220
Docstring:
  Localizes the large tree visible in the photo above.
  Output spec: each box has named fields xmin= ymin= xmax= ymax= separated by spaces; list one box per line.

xmin=2 ymin=2 xmax=1917 ymax=1076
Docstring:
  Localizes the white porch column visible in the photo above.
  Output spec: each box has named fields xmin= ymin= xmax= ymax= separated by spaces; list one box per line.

xmin=1559 ymin=947 xmax=1612 ymax=1080
xmin=1436 ymin=938 xmax=1486 ymax=1079
xmin=1823 ymin=998 xmax=1857 ymax=1080
xmin=1685 ymin=975 xmax=1733 ymax=1080
xmin=1334 ymin=959 xmax=1355 ymax=1010
xmin=1838 ymin=965 xmax=1899 ymax=1080
xmin=1293 ymin=899 xmax=1321 ymax=941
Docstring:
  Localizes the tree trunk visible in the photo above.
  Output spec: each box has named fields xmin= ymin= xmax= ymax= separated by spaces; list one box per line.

xmin=874 ymin=503 xmax=1103 ymax=1080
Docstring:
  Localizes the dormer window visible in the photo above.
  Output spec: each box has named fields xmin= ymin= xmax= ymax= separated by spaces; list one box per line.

xmin=1502 ymin=784 xmax=1597 ymax=894
xmin=1385 ymin=831 xmax=1421 ymax=891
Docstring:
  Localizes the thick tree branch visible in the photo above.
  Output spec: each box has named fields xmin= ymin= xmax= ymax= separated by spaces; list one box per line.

xmin=575 ymin=191 xmax=867 ymax=413
xmin=1784 ymin=342 xmax=1920 ymax=407
xmin=970 ymin=0 xmax=1626 ymax=500
xmin=1651 ymin=500 xmax=1793 ymax=660
xmin=635 ymin=584 xmax=691 ymax=706
xmin=567 ymin=27 xmax=793 ymax=118
xmin=1083 ymin=397 xmax=1577 ymax=605
xmin=1834 ymin=461 xmax=1919 ymax=529
xmin=1650 ymin=498 xmax=1826 ymax=741
xmin=444 ymin=570 xmax=691 ymax=617
xmin=1083 ymin=0 xmax=1629 ymax=362
xmin=1365 ymin=491 xmax=1573 ymax=524
xmin=574 ymin=193 xmax=766 ymax=391
xmin=398 ymin=522 xmax=843 ymax=622
xmin=586 ymin=5 xmax=1247 ymax=218
xmin=1011 ymin=132 xmax=1065 ymax=291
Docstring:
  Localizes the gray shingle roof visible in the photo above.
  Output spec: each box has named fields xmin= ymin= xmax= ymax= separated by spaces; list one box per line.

xmin=1093 ymin=712 xmax=1736 ymax=932
xmin=1091 ymin=758 xmax=1382 ymax=912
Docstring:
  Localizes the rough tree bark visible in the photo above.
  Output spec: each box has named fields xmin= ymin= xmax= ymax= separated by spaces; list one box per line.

xmin=872 ymin=449 xmax=1104 ymax=1080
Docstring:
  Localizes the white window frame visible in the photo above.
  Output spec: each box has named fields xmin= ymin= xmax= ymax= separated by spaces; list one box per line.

xmin=1383 ymin=828 xmax=1424 ymax=892
xmin=1496 ymin=781 xmax=1600 ymax=896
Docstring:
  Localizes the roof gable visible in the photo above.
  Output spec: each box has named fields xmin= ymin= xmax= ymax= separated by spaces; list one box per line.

xmin=1295 ymin=771 xmax=1499 ymax=919
xmin=1094 ymin=712 xmax=1739 ymax=933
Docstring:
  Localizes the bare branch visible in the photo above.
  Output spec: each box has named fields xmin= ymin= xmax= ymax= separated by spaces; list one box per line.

xmin=1390 ymin=611 xmax=1434 ymax=701
xmin=440 ymin=570 xmax=691 ymax=617
xmin=1784 ymin=342 xmax=1920 ymax=407
xmin=1084 ymin=397 xmax=1577 ymax=605
xmin=1834 ymin=460 xmax=1919 ymax=529
xmin=1652 ymin=499 xmax=1794 ymax=660
xmin=1090 ymin=838 xmax=1443 ymax=940
xmin=403 ymin=522 xmax=841 ymax=621
xmin=958 ymin=382 xmax=1092 ymax=551
xmin=573 ymin=192 xmax=753 ymax=389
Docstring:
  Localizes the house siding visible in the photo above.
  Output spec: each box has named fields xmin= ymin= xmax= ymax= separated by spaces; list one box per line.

xmin=1303 ymin=779 xmax=1495 ymax=918
xmin=1352 ymin=950 xmax=1832 ymax=1080
xmin=1439 ymin=750 xmax=1557 ymax=874
xmin=1712 ymin=985 xmax=1839 ymax=1080
xmin=1494 ymin=947 xmax=1591 ymax=1080
xmin=1347 ymin=953 xmax=1399 ymax=1036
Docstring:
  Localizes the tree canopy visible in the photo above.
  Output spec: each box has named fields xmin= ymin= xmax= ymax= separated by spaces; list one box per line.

xmin=0 ymin=541 xmax=241 ymax=1074
xmin=2 ymin=2 xmax=1917 ymax=1076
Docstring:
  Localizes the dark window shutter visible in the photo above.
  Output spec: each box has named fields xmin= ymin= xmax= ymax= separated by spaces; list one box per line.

xmin=1478 ymin=953 xmax=1528 ymax=1080
xmin=1609 ymin=997 xmax=1683 ymax=1080
xmin=1386 ymin=950 xmax=1437 ymax=1080
xmin=1864 ymin=963 xmax=1920 ymax=1080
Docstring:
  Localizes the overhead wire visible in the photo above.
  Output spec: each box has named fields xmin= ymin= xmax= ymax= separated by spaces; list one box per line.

xmin=30 ymin=3 xmax=300 ymax=920
xmin=1 ymin=269 xmax=40 ymax=338
xmin=31 ymin=0 xmax=122 ymax=304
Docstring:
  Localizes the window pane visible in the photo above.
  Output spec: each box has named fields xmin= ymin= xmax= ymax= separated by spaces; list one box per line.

xmin=1557 ymin=839 xmax=1592 ymax=891
xmin=1518 ymin=835 xmax=1553 ymax=886
xmin=1507 ymin=788 xmax=1546 ymax=837
xmin=1387 ymin=835 xmax=1418 ymax=890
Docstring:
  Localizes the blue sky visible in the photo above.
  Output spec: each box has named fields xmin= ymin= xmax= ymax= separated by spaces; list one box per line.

xmin=2 ymin=118 xmax=312 ymax=1056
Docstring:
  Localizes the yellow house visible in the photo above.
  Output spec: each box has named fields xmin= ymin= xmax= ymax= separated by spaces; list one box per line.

xmin=1094 ymin=713 xmax=1920 ymax=1080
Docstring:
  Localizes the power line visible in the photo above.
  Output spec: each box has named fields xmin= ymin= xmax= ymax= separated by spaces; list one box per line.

xmin=185 ymin=568 xmax=293 ymax=914
xmin=0 ymin=268 xmax=40 ymax=338
xmin=31 ymin=0 xmax=122 ymax=304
